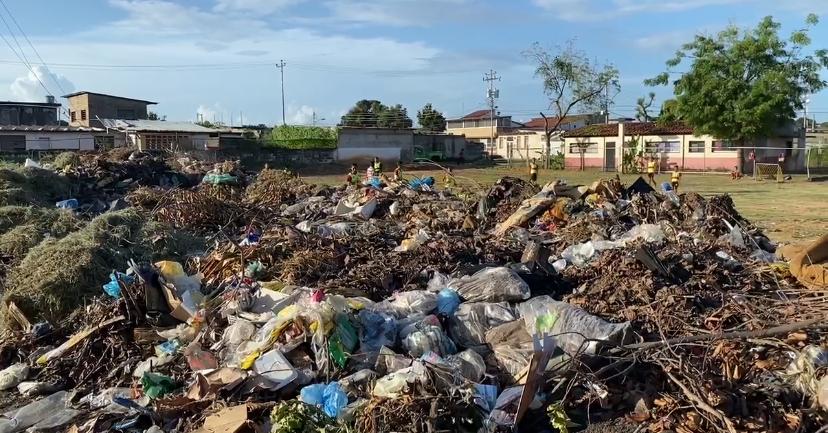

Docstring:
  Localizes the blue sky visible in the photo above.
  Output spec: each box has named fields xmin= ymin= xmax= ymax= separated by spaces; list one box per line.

xmin=0 ymin=0 xmax=827 ymax=125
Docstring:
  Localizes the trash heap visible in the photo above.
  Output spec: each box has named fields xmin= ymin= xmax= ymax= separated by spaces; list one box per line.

xmin=0 ymin=162 xmax=826 ymax=433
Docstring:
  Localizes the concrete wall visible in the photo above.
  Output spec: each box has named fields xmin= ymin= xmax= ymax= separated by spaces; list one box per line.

xmin=0 ymin=132 xmax=96 ymax=151
xmin=412 ymin=133 xmax=468 ymax=158
xmin=337 ymin=127 xmax=413 ymax=162
xmin=495 ymin=131 xmax=564 ymax=161
xmin=134 ymin=132 xmax=211 ymax=151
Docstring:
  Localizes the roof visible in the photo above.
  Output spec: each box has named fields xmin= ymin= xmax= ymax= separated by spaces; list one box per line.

xmin=449 ymin=109 xmax=511 ymax=121
xmin=522 ymin=114 xmax=592 ymax=129
xmin=100 ymin=119 xmax=216 ymax=133
xmin=564 ymin=122 xmax=695 ymax=138
xmin=0 ymin=101 xmax=61 ymax=108
xmin=0 ymin=125 xmax=102 ymax=132
xmin=61 ymin=91 xmax=157 ymax=105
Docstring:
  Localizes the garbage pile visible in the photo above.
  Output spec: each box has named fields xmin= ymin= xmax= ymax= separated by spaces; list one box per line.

xmin=0 ymin=160 xmax=825 ymax=433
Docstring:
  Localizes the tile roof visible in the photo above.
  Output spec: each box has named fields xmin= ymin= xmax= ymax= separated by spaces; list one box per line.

xmin=564 ymin=122 xmax=695 ymax=138
xmin=522 ymin=114 xmax=591 ymax=129
xmin=450 ymin=109 xmax=511 ymax=121
xmin=0 ymin=125 xmax=103 ymax=132
xmin=0 ymin=101 xmax=61 ymax=108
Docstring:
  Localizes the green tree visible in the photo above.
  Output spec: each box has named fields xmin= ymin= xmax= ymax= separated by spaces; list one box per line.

xmin=377 ymin=104 xmax=413 ymax=128
xmin=417 ymin=103 xmax=447 ymax=131
xmin=340 ymin=99 xmax=386 ymax=127
xmin=657 ymin=99 xmax=681 ymax=123
xmin=635 ymin=92 xmax=655 ymax=122
xmin=147 ymin=111 xmax=165 ymax=121
xmin=646 ymin=14 xmax=828 ymax=165
xmin=525 ymin=41 xmax=620 ymax=168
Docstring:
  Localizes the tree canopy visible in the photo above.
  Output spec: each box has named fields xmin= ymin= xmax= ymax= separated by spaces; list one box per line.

xmin=635 ymin=92 xmax=655 ymax=122
xmin=417 ymin=103 xmax=447 ymax=131
xmin=340 ymin=100 xmax=413 ymax=128
xmin=645 ymin=14 xmax=828 ymax=143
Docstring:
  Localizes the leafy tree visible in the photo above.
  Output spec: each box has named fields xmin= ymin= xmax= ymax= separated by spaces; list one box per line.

xmin=657 ymin=99 xmax=681 ymax=123
xmin=147 ymin=111 xmax=166 ymax=121
xmin=525 ymin=41 xmax=620 ymax=168
xmin=635 ymin=92 xmax=656 ymax=122
xmin=377 ymin=104 xmax=413 ymax=128
xmin=340 ymin=99 xmax=386 ymax=127
xmin=417 ymin=103 xmax=447 ymax=131
xmin=646 ymin=14 xmax=828 ymax=168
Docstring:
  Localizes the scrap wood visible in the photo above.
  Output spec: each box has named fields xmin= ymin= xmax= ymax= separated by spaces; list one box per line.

xmin=36 ymin=315 xmax=125 ymax=364
xmin=5 ymin=301 xmax=31 ymax=332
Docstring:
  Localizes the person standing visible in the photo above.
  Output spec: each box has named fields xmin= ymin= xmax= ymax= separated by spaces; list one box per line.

xmin=372 ymin=157 xmax=383 ymax=175
xmin=646 ymin=156 xmax=657 ymax=187
xmin=393 ymin=161 xmax=403 ymax=182
xmin=529 ymin=158 xmax=539 ymax=183
xmin=443 ymin=167 xmax=456 ymax=189
xmin=670 ymin=169 xmax=681 ymax=192
xmin=458 ymin=148 xmax=465 ymax=165
xmin=346 ymin=163 xmax=359 ymax=185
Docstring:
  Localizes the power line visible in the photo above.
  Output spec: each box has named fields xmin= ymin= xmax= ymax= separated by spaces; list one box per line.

xmin=0 ymin=0 xmax=66 ymax=95
xmin=0 ymin=33 xmax=51 ymax=98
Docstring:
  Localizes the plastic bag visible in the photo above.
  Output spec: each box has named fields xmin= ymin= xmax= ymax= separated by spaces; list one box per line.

xmin=561 ymin=242 xmax=595 ymax=267
xmin=619 ymin=223 xmax=665 ymax=244
xmin=394 ymin=229 xmax=431 ymax=252
xmin=254 ymin=350 xmax=297 ymax=390
xmin=23 ymin=158 xmax=41 ymax=169
xmin=436 ymin=289 xmax=460 ymax=315
xmin=375 ymin=346 xmax=412 ymax=375
xmin=299 ymin=382 xmax=348 ymax=418
xmin=445 ymin=349 xmax=486 ymax=382
xmin=372 ymin=362 xmax=427 ymax=398
xmin=141 ymin=373 xmax=177 ymax=399
xmin=86 ymin=387 xmax=134 ymax=413
xmin=132 ymin=355 xmax=172 ymax=378
xmin=184 ymin=342 xmax=218 ymax=371
xmin=402 ymin=317 xmax=457 ymax=358
xmin=358 ymin=310 xmax=397 ymax=353
xmin=427 ymin=272 xmax=451 ymax=293
xmin=487 ymin=344 xmax=533 ymax=384
xmin=0 ymin=391 xmax=79 ymax=433
xmin=55 ymin=199 xmax=78 ymax=209
xmin=16 ymin=381 xmax=57 ymax=398
xmin=450 ymin=267 xmax=531 ymax=303
xmin=0 ymin=363 xmax=29 ymax=390
xmin=372 ymin=290 xmax=437 ymax=318
xmin=721 ymin=225 xmax=746 ymax=249
xmin=329 ymin=314 xmax=358 ymax=369
xmin=448 ymin=302 xmax=517 ymax=354
xmin=517 ymin=295 xmax=632 ymax=356
xmin=102 ymin=271 xmax=134 ymax=299
xmin=751 ymin=249 xmax=776 ymax=263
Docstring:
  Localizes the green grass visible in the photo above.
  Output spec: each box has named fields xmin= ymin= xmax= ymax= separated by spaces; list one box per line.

xmin=301 ymin=166 xmax=828 ymax=244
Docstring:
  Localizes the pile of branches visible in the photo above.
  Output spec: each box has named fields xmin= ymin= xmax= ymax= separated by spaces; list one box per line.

xmin=244 ymin=168 xmax=315 ymax=211
xmin=152 ymin=189 xmax=245 ymax=232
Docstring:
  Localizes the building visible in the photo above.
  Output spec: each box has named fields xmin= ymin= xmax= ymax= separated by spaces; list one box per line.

xmin=493 ymin=114 xmax=599 ymax=161
xmin=0 ymin=99 xmax=60 ymax=126
xmin=100 ymin=119 xmax=221 ymax=151
xmin=562 ymin=121 xmax=805 ymax=172
xmin=63 ymin=91 xmax=157 ymax=127
xmin=446 ymin=110 xmax=523 ymax=155
xmin=0 ymin=125 xmax=101 ymax=152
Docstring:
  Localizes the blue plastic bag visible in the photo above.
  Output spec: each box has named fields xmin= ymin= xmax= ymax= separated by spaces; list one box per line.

xmin=102 ymin=272 xmax=135 ymax=299
xmin=660 ymin=181 xmax=673 ymax=192
xmin=358 ymin=310 xmax=397 ymax=353
xmin=436 ymin=289 xmax=460 ymax=315
xmin=367 ymin=177 xmax=382 ymax=189
xmin=55 ymin=199 xmax=78 ymax=209
xmin=299 ymin=382 xmax=348 ymax=418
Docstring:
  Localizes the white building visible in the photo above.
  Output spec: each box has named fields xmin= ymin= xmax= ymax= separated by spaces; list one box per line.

xmin=0 ymin=125 xmax=102 ymax=152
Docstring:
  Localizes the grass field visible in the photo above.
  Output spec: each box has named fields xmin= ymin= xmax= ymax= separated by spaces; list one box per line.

xmin=302 ymin=166 xmax=828 ymax=244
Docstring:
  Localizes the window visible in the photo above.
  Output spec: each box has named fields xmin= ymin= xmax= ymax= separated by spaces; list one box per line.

xmin=70 ymin=111 xmax=76 ymax=122
xmin=712 ymin=140 xmax=734 ymax=152
xmin=689 ymin=141 xmax=705 ymax=153
xmin=645 ymin=140 xmax=680 ymax=153
xmin=80 ymin=110 xmax=87 ymax=121
xmin=569 ymin=142 xmax=598 ymax=154
xmin=116 ymin=109 xmax=136 ymax=119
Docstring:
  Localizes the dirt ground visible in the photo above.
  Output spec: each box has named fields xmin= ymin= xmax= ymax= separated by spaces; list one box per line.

xmin=301 ymin=165 xmax=828 ymax=244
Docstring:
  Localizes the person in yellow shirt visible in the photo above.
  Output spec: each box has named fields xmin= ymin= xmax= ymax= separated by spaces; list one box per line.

xmin=529 ymin=158 xmax=539 ymax=183
xmin=443 ymin=167 xmax=456 ymax=189
xmin=646 ymin=156 xmax=657 ymax=187
xmin=671 ymin=169 xmax=681 ymax=192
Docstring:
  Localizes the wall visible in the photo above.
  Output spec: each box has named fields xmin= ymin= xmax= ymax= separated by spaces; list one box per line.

xmin=446 ymin=125 xmax=507 ymax=140
xmin=337 ymin=127 xmax=413 ymax=162
xmin=134 ymin=132 xmax=211 ymax=151
xmin=66 ymin=93 xmax=90 ymax=126
xmin=494 ymin=131 xmax=563 ymax=161
xmin=68 ymin=94 xmax=150 ymax=127
xmin=0 ymin=106 xmax=58 ymax=126
xmin=10 ymin=132 xmax=96 ymax=151
xmin=412 ymin=133 xmax=469 ymax=158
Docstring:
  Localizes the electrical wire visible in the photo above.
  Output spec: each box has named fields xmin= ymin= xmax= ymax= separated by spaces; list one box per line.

xmin=0 ymin=0 xmax=66 ymax=95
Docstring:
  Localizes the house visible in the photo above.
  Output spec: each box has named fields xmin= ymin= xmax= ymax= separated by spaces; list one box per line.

xmin=562 ymin=121 xmax=806 ymax=172
xmin=63 ymin=91 xmax=157 ymax=127
xmin=446 ymin=110 xmax=523 ymax=155
xmin=99 ymin=119 xmax=221 ymax=151
xmin=493 ymin=114 xmax=599 ymax=161
xmin=0 ymin=98 xmax=60 ymax=126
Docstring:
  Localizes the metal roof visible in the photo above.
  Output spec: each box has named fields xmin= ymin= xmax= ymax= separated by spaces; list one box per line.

xmin=62 ymin=91 xmax=157 ymax=105
xmin=100 ymin=119 xmax=217 ymax=133
xmin=0 ymin=125 xmax=103 ymax=132
xmin=0 ymin=101 xmax=61 ymax=108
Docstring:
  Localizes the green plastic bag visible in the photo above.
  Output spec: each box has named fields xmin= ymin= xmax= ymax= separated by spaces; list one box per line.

xmin=328 ymin=314 xmax=358 ymax=369
xmin=141 ymin=372 xmax=178 ymax=399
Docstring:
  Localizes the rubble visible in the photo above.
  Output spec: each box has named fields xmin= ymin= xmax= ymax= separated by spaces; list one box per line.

xmin=0 ymin=153 xmax=824 ymax=433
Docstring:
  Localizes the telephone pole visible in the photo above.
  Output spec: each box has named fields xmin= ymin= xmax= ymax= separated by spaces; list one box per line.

xmin=484 ymin=69 xmax=500 ymax=160
xmin=277 ymin=60 xmax=287 ymax=125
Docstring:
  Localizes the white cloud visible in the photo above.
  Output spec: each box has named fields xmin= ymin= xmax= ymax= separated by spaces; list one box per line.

xmin=634 ymin=31 xmax=691 ymax=51
xmin=10 ymin=65 xmax=74 ymax=101
xmin=214 ymin=0 xmax=304 ymax=14
xmin=288 ymin=104 xmax=316 ymax=125
xmin=533 ymin=0 xmax=755 ymax=21
xmin=323 ymin=0 xmax=477 ymax=27
xmin=197 ymin=103 xmax=224 ymax=123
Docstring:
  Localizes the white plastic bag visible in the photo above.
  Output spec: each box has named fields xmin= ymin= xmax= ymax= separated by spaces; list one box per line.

xmin=561 ymin=242 xmax=595 ymax=267
xmin=449 ymin=302 xmax=517 ymax=354
xmin=450 ymin=267 xmax=531 ymax=303
xmin=445 ymin=349 xmax=486 ymax=382
xmin=619 ymin=223 xmax=665 ymax=244
xmin=517 ymin=296 xmax=632 ymax=356
xmin=372 ymin=290 xmax=437 ymax=318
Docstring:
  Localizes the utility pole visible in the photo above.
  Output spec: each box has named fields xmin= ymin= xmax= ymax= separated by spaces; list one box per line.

xmin=804 ymin=96 xmax=811 ymax=130
xmin=277 ymin=60 xmax=287 ymax=126
xmin=484 ymin=69 xmax=500 ymax=160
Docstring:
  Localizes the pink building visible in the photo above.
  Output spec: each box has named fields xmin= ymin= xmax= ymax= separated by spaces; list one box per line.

xmin=562 ymin=122 xmax=804 ymax=172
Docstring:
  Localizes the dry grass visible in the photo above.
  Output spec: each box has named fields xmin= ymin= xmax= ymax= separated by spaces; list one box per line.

xmin=302 ymin=166 xmax=828 ymax=244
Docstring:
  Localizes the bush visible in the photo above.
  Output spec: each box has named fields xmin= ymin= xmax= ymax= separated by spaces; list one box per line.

xmin=266 ymin=125 xmax=337 ymax=150
xmin=52 ymin=152 xmax=80 ymax=170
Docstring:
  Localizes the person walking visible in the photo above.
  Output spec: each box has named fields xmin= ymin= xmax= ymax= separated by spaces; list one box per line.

xmin=646 ymin=156 xmax=657 ymax=187
xmin=529 ymin=158 xmax=539 ymax=183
